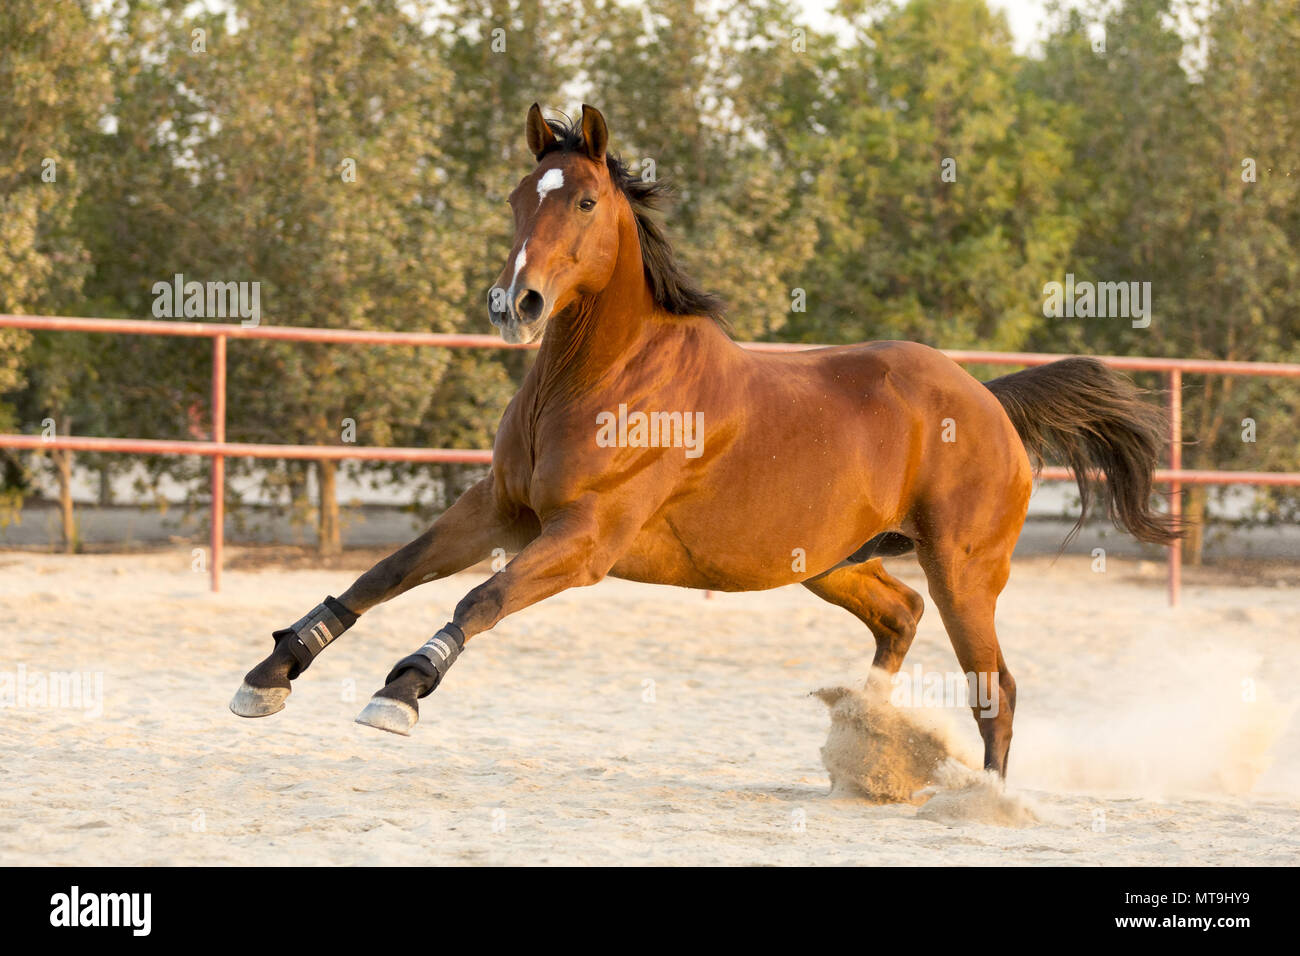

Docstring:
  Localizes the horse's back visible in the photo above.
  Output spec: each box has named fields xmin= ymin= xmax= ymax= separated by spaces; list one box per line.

xmin=752 ymin=336 xmax=1031 ymax=507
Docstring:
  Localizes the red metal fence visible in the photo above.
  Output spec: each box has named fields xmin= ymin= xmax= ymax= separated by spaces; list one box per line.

xmin=3 ymin=314 xmax=1299 ymax=604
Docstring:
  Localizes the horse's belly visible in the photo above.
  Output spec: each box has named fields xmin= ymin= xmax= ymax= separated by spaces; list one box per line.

xmin=608 ymin=530 xmax=786 ymax=591
xmin=609 ymin=498 xmax=889 ymax=592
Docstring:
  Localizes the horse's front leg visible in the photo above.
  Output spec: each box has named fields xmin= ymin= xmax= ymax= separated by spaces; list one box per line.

xmin=230 ymin=476 xmax=532 ymax=718
xmin=354 ymin=502 xmax=627 ymax=735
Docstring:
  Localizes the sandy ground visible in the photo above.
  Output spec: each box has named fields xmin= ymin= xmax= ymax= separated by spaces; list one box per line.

xmin=0 ymin=547 xmax=1296 ymax=866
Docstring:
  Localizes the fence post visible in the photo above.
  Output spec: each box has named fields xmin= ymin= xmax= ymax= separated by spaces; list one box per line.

xmin=1167 ymin=369 xmax=1182 ymax=607
xmin=211 ymin=334 xmax=226 ymax=593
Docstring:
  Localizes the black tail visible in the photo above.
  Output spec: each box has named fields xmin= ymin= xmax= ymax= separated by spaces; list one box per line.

xmin=985 ymin=357 xmax=1182 ymax=546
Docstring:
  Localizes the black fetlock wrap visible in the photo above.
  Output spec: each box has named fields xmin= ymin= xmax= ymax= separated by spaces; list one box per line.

xmin=386 ymin=623 xmax=465 ymax=698
xmin=273 ymin=596 xmax=358 ymax=679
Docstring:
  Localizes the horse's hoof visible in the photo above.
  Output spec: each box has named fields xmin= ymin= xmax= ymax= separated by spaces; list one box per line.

xmin=229 ymin=681 xmax=290 ymax=718
xmin=354 ymin=696 xmax=417 ymax=736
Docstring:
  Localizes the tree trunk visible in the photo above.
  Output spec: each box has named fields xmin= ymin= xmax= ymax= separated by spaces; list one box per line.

xmin=316 ymin=458 xmax=340 ymax=557
xmin=285 ymin=461 xmax=308 ymax=534
xmin=1180 ymin=485 xmax=1207 ymax=566
xmin=98 ymin=465 xmax=112 ymax=506
xmin=54 ymin=447 xmax=77 ymax=554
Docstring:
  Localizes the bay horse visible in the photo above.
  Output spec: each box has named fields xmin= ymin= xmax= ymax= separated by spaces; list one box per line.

xmin=230 ymin=104 xmax=1179 ymax=778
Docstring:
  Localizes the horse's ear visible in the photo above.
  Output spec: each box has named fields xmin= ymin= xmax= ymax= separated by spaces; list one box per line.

xmin=580 ymin=104 xmax=608 ymax=164
xmin=526 ymin=103 xmax=557 ymax=161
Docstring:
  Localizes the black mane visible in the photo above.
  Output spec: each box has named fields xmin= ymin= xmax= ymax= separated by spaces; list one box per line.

xmin=538 ymin=116 xmax=728 ymax=330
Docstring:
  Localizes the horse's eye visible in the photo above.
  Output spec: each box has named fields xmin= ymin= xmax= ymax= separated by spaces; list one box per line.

xmin=579 ymin=198 xmax=597 ymax=212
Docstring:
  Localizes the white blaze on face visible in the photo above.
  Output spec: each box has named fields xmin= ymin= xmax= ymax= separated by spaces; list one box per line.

xmin=513 ymin=240 xmax=528 ymax=281
xmin=504 ymin=238 xmax=528 ymax=316
xmin=536 ymin=168 xmax=564 ymax=206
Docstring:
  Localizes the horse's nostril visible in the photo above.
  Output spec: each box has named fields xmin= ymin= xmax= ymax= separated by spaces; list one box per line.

xmin=516 ymin=289 xmax=545 ymax=324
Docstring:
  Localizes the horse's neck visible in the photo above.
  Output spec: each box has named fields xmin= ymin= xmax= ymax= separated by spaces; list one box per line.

xmin=533 ymin=213 xmax=661 ymax=394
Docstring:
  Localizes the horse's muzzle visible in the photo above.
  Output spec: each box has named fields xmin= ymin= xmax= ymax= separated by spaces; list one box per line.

xmin=487 ymin=285 xmax=549 ymax=344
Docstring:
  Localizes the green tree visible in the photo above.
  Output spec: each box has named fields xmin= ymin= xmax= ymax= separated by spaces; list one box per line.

xmin=101 ymin=0 xmax=475 ymax=554
xmin=785 ymin=0 xmax=1076 ymax=349
xmin=1030 ymin=0 xmax=1300 ymax=561
xmin=0 ymin=0 xmax=111 ymax=546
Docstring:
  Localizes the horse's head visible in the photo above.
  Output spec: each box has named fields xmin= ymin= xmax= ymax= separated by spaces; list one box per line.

xmin=488 ymin=104 xmax=621 ymax=344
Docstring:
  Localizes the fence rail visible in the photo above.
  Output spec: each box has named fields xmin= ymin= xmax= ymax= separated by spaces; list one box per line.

xmin=3 ymin=314 xmax=1299 ymax=603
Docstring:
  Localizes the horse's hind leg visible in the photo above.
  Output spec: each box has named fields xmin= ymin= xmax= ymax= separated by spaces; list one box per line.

xmin=913 ymin=532 xmax=1019 ymax=776
xmin=803 ymin=559 xmax=924 ymax=675
xmin=230 ymin=476 xmax=533 ymax=718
